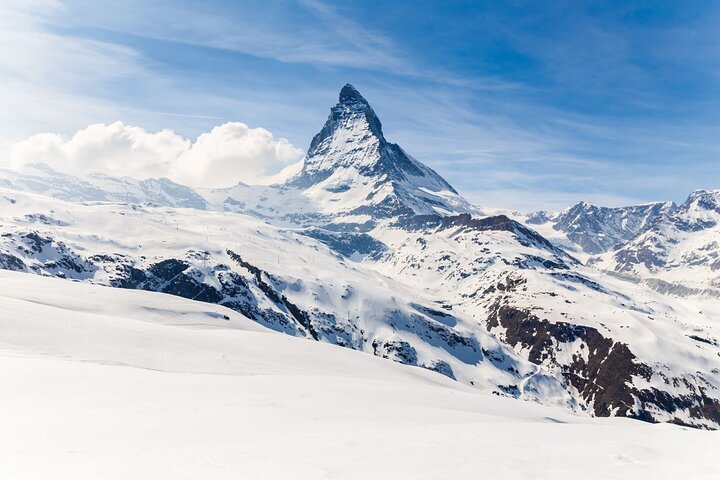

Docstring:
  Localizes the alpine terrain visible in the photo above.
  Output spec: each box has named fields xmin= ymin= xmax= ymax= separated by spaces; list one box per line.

xmin=1 ymin=85 xmax=719 ymax=434
xmin=2 ymin=270 xmax=717 ymax=479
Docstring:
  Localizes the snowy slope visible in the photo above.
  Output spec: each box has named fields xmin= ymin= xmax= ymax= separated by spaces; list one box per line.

xmin=369 ymin=214 xmax=720 ymax=428
xmin=0 ymin=188 xmax=566 ymax=406
xmin=2 ymin=187 xmax=719 ymax=428
xmin=1 ymin=269 xmax=718 ymax=480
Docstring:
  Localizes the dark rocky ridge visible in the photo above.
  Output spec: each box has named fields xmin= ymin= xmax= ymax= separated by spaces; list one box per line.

xmin=397 ymin=213 xmax=576 ymax=264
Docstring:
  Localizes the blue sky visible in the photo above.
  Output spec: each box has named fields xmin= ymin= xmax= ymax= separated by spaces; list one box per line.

xmin=1 ymin=0 xmax=719 ymax=210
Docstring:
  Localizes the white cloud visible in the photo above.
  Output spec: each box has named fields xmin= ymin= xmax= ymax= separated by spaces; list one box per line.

xmin=5 ymin=121 xmax=305 ymax=188
xmin=170 ymin=123 xmax=303 ymax=188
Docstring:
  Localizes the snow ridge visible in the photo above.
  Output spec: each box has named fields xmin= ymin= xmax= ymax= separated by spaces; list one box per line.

xmin=526 ymin=200 xmax=676 ymax=255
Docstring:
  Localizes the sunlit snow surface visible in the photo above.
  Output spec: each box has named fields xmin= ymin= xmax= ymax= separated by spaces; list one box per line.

xmin=0 ymin=270 xmax=717 ymax=480
xmin=1 ymin=83 xmax=720 ymax=441
xmin=1 ymin=187 xmax=720 ymax=427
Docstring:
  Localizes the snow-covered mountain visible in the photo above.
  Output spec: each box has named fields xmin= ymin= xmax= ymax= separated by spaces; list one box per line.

xmin=202 ymin=84 xmax=478 ymax=227
xmin=525 ymin=201 xmax=675 ymax=256
xmin=0 ymin=163 xmax=207 ymax=209
xmin=1 ymin=85 xmax=719 ymax=429
xmin=3 ymin=270 xmax=716 ymax=479
xmin=2 ymin=85 xmax=474 ymax=226
xmin=1 ymin=187 xmax=717 ymax=428
xmin=288 ymin=84 xmax=475 ymax=217
xmin=521 ymin=193 xmax=720 ymax=298
xmin=593 ymin=190 xmax=720 ymax=298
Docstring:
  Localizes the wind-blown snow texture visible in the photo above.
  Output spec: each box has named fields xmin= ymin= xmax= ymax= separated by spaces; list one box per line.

xmin=1 ymin=85 xmax=719 ymax=429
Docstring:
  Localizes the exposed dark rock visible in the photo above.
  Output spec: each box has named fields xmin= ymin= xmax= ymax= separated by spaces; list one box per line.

xmin=486 ymin=300 xmax=720 ymax=428
xmin=372 ymin=339 xmax=418 ymax=365
xmin=302 ymin=228 xmax=386 ymax=259
xmin=495 ymin=384 xmax=521 ymax=398
xmin=397 ymin=213 xmax=574 ymax=263
xmin=0 ymin=252 xmax=25 ymax=271
xmin=227 ymin=249 xmax=319 ymax=340
xmin=425 ymin=359 xmax=456 ymax=380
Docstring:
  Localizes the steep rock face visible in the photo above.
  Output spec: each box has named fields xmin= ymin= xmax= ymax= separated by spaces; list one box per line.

xmin=526 ymin=201 xmax=675 ymax=255
xmin=485 ymin=299 xmax=720 ymax=428
xmin=593 ymin=190 xmax=720 ymax=297
xmin=486 ymin=300 xmax=650 ymax=419
xmin=287 ymin=84 xmax=476 ymax=218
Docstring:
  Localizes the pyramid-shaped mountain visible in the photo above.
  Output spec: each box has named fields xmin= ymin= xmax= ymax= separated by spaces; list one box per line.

xmin=288 ymin=84 xmax=476 ymax=218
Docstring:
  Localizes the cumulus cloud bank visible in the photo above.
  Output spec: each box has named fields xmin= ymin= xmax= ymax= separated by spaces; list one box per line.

xmin=5 ymin=121 xmax=305 ymax=188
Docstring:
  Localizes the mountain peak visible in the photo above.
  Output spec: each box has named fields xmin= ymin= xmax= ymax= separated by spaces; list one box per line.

xmin=682 ymin=189 xmax=720 ymax=214
xmin=302 ymin=84 xmax=384 ymax=162
xmin=339 ymin=83 xmax=368 ymax=106
xmin=286 ymin=84 xmax=474 ymax=218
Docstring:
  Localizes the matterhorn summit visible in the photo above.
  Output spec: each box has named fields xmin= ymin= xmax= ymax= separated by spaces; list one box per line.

xmin=289 ymin=84 xmax=476 ymax=218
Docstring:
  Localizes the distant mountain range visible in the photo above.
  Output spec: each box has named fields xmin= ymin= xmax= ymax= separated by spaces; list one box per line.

xmin=591 ymin=189 xmax=720 ymax=298
xmin=525 ymin=200 xmax=675 ymax=255
xmin=1 ymin=84 xmax=718 ymax=428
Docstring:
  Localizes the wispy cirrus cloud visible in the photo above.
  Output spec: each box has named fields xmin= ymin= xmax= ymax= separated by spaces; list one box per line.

xmin=49 ymin=0 xmax=413 ymax=72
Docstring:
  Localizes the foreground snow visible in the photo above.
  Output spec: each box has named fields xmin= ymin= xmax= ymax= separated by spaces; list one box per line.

xmin=0 ymin=270 xmax=717 ymax=479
